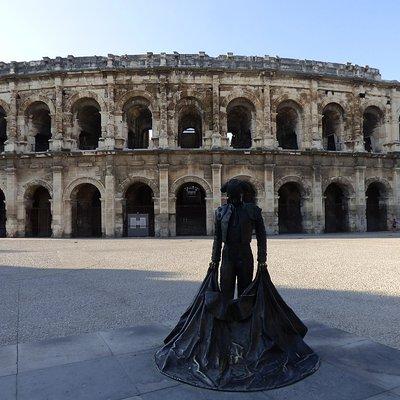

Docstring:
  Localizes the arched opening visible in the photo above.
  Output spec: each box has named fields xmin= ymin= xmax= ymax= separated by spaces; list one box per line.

xmin=322 ymin=103 xmax=344 ymax=151
xmin=0 ymin=107 xmax=6 ymax=153
xmin=278 ymin=183 xmax=303 ymax=234
xmin=74 ymin=99 xmax=101 ymax=150
xmin=363 ymin=106 xmax=382 ymax=153
xmin=26 ymin=186 xmax=52 ymax=237
xmin=124 ymin=182 xmax=155 ymax=237
xmin=123 ymin=99 xmax=152 ymax=149
xmin=176 ymin=183 xmax=206 ymax=236
xmin=178 ymin=106 xmax=202 ymax=148
xmin=26 ymin=102 xmax=51 ymax=152
xmin=71 ymin=183 xmax=102 ymax=237
xmin=276 ymin=101 xmax=301 ymax=150
xmin=366 ymin=182 xmax=388 ymax=232
xmin=227 ymin=98 xmax=254 ymax=149
xmin=324 ymin=183 xmax=348 ymax=233
xmin=0 ymin=189 xmax=6 ymax=237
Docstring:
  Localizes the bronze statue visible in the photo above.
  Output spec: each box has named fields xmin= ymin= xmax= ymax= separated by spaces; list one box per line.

xmin=155 ymin=179 xmax=320 ymax=391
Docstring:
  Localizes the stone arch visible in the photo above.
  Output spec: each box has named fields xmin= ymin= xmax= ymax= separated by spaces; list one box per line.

xmin=275 ymin=175 xmax=311 ymax=197
xmin=65 ymin=91 xmax=107 ymax=113
xmin=365 ymin=177 xmax=392 ymax=196
xmin=319 ymin=98 xmax=348 ymax=113
xmin=275 ymin=99 xmax=303 ymax=150
xmin=118 ymin=176 xmax=159 ymax=198
xmin=63 ymin=177 xmax=105 ymax=201
xmin=361 ymin=101 xmax=386 ymax=117
xmin=0 ymin=99 xmax=10 ymax=114
xmin=222 ymin=89 xmax=262 ymax=109
xmin=362 ymin=105 xmax=385 ymax=152
xmin=22 ymin=179 xmax=53 ymax=199
xmin=322 ymin=102 xmax=346 ymax=151
xmin=170 ymin=175 xmax=212 ymax=198
xmin=116 ymin=90 xmax=157 ymax=114
xmin=323 ymin=176 xmax=355 ymax=198
xmin=19 ymin=95 xmax=56 ymax=116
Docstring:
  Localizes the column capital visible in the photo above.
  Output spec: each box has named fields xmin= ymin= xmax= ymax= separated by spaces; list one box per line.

xmin=211 ymin=163 xmax=222 ymax=170
xmin=51 ymin=165 xmax=64 ymax=173
xmin=158 ymin=163 xmax=169 ymax=170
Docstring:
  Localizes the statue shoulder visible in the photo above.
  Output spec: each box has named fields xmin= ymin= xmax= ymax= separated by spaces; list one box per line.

xmin=215 ymin=204 xmax=229 ymax=220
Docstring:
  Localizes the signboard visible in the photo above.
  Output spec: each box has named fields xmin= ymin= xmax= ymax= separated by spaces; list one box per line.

xmin=127 ymin=213 xmax=149 ymax=237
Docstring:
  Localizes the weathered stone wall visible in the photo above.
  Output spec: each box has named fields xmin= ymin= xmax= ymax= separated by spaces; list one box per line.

xmin=0 ymin=53 xmax=399 ymax=237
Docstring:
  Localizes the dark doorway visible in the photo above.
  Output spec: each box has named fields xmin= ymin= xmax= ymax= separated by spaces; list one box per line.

xmin=72 ymin=184 xmax=102 ymax=237
xmin=0 ymin=107 xmax=6 ymax=153
xmin=0 ymin=189 xmax=6 ymax=237
xmin=278 ymin=183 xmax=303 ymax=233
xmin=27 ymin=102 xmax=51 ymax=152
xmin=322 ymin=103 xmax=343 ymax=151
xmin=276 ymin=104 xmax=299 ymax=150
xmin=324 ymin=183 xmax=348 ymax=233
xmin=124 ymin=182 xmax=155 ymax=236
xmin=126 ymin=106 xmax=152 ymax=149
xmin=76 ymin=102 xmax=101 ymax=150
xmin=26 ymin=186 xmax=52 ymax=237
xmin=363 ymin=107 xmax=381 ymax=153
xmin=178 ymin=108 xmax=202 ymax=148
xmin=227 ymin=103 xmax=252 ymax=149
xmin=176 ymin=183 xmax=206 ymax=236
xmin=366 ymin=183 xmax=387 ymax=231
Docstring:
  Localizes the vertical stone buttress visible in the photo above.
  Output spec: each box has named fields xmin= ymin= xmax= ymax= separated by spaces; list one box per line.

xmin=5 ymin=83 xmax=18 ymax=153
xmin=51 ymin=165 xmax=63 ymax=237
xmin=159 ymin=75 xmax=169 ymax=148
xmin=354 ymin=165 xmax=366 ymax=231
xmin=104 ymin=163 xmax=115 ymax=237
xmin=211 ymin=163 xmax=222 ymax=226
xmin=211 ymin=75 xmax=221 ymax=148
xmin=312 ymin=164 xmax=324 ymax=233
xmin=49 ymin=78 xmax=64 ymax=151
xmin=310 ymin=80 xmax=322 ymax=149
xmin=263 ymin=78 xmax=275 ymax=148
xmin=392 ymin=167 xmax=400 ymax=226
xmin=264 ymin=163 xmax=276 ymax=234
xmin=5 ymin=167 xmax=18 ymax=237
xmin=158 ymin=163 xmax=169 ymax=236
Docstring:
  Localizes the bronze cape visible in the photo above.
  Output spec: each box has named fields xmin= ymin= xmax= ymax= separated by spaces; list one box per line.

xmin=154 ymin=264 xmax=320 ymax=391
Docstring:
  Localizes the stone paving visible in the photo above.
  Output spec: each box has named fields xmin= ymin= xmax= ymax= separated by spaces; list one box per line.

xmin=1 ymin=319 xmax=400 ymax=400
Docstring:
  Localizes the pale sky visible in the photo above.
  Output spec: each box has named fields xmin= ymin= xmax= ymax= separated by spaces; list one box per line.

xmin=1 ymin=0 xmax=399 ymax=80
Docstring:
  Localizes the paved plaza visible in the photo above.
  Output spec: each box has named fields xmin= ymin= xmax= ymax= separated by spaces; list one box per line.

xmin=1 ymin=233 xmax=400 ymax=399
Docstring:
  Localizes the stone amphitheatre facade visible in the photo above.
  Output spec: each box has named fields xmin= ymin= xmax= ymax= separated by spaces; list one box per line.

xmin=0 ymin=52 xmax=399 ymax=238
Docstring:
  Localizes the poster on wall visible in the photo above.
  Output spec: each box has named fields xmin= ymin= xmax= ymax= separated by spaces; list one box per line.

xmin=128 ymin=213 xmax=149 ymax=237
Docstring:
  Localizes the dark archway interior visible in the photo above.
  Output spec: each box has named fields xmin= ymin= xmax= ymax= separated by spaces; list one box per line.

xmin=72 ymin=184 xmax=101 ymax=237
xmin=322 ymin=106 xmax=342 ymax=151
xmin=26 ymin=186 xmax=52 ymax=237
xmin=278 ymin=183 xmax=303 ymax=234
xmin=77 ymin=104 xmax=101 ymax=150
xmin=0 ymin=107 xmax=6 ymax=153
xmin=363 ymin=108 xmax=380 ymax=152
xmin=27 ymin=102 xmax=51 ymax=152
xmin=178 ymin=108 xmax=202 ymax=149
xmin=366 ymin=183 xmax=387 ymax=232
xmin=126 ymin=105 xmax=152 ymax=149
xmin=324 ymin=183 xmax=348 ymax=233
xmin=124 ymin=182 xmax=155 ymax=236
xmin=0 ymin=189 xmax=6 ymax=237
xmin=227 ymin=105 xmax=252 ymax=149
xmin=176 ymin=183 xmax=206 ymax=236
xmin=276 ymin=106 xmax=299 ymax=149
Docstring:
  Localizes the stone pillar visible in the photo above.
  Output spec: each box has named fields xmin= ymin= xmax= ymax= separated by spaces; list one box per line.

xmin=51 ymin=166 xmax=63 ymax=237
xmin=114 ymin=111 xmax=125 ymax=149
xmin=64 ymin=199 xmax=72 ymax=237
xmin=354 ymin=166 xmax=366 ymax=231
xmin=301 ymin=195 xmax=314 ymax=233
xmin=211 ymin=75 xmax=222 ymax=148
xmin=263 ymin=82 xmax=275 ymax=148
xmin=5 ymin=167 xmax=18 ymax=236
xmin=49 ymin=81 xmax=63 ymax=151
xmin=310 ymin=80 xmax=322 ymax=149
xmin=104 ymin=165 xmax=115 ymax=237
xmin=158 ymin=75 xmax=169 ymax=148
xmin=4 ymin=87 xmax=18 ymax=153
xmin=392 ymin=167 xmax=400 ymax=229
xmin=264 ymin=163 xmax=276 ymax=234
xmin=211 ymin=163 xmax=222 ymax=210
xmin=353 ymin=89 xmax=364 ymax=152
xmin=102 ymin=78 xmax=116 ymax=150
xmin=206 ymin=196 xmax=213 ymax=235
xmin=312 ymin=165 xmax=324 ymax=233
xmin=157 ymin=163 xmax=169 ymax=236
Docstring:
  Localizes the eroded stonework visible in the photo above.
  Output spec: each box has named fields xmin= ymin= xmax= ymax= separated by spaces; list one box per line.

xmin=0 ymin=52 xmax=399 ymax=238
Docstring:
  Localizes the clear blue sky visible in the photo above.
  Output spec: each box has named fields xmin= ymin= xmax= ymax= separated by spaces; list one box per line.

xmin=1 ymin=0 xmax=399 ymax=79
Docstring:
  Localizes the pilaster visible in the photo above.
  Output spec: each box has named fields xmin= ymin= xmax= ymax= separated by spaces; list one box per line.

xmin=5 ymin=167 xmax=18 ymax=236
xmin=157 ymin=163 xmax=169 ymax=236
xmin=51 ymin=165 xmax=63 ymax=237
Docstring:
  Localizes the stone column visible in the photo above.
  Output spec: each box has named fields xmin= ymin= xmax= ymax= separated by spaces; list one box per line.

xmin=5 ymin=167 xmax=18 ymax=236
xmin=51 ymin=166 xmax=63 ymax=237
xmin=49 ymin=80 xmax=63 ymax=151
xmin=211 ymin=75 xmax=222 ymax=148
xmin=157 ymin=163 xmax=169 ymax=236
xmin=4 ymin=87 xmax=18 ymax=153
xmin=353 ymin=89 xmax=364 ymax=152
xmin=158 ymin=75 xmax=169 ymax=148
xmin=206 ymin=196 xmax=213 ymax=235
xmin=263 ymin=82 xmax=275 ymax=148
xmin=392 ymin=167 xmax=400 ymax=229
xmin=211 ymin=163 xmax=222 ymax=210
xmin=264 ymin=163 xmax=276 ymax=234
xmin=104 ymin=165 xmax=115 ymax=237
xmin=312 ymin=165 xmax=324 ymax=233
xmin=310 ymin=80 xmax=322 ymax=149
xmin=103 ymin=78 xmax=116 ymax=150
xmin=354 ymin=166 xmax=366 ymax=231
xmin=63 ymin=199 xmax=72 ymax=237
